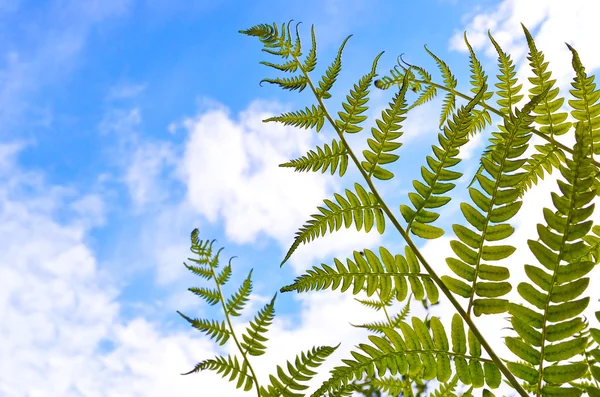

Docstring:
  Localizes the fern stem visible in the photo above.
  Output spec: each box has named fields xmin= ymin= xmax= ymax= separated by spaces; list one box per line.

xmin=293 ymin=54 xmax=530 ymax=397
xmin=412 ymin=78 xmax=600 ymax=171
xmin=209 ymin=260 xmax=262 ymax=396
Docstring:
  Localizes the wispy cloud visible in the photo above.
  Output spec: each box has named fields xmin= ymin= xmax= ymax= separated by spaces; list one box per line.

xmin=107 ymin=83 xmax=147 ymax=101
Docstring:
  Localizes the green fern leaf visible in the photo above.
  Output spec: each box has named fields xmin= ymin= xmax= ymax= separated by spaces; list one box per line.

xmin=225 ymin=269 xmax=253 ymax=317
xmin=402 ymin=82 xmax=487 ymax=240
xmin=184 ymin=262 xmax=212 ymax=280
xmin=522 ymin=24 xmax=572 ymax=138
xmin=189 ymin=232 xmax=217 ymax=259
xmin=279 ymin=138 xmax=349 ymax=176
xmin=508 ymin=121 xmax=597 ymax=395
xmin=240 ymin=294 xmax=276 ymax=356
xmin=429 ymin=374 xmax=459 ymax=397
xmin=445 ymin=86 xmax=549 ymax=316
xmin=259 ymin=345 xmax=338 ymax=397
xmin=424 ymin=46 xmax=458 ymax=127
xmin=239 ymin=21 xmax=296 ymax=58
xmin=567 ymin=43 xmax=600 ymax=156
xmin=280 ymin=183 xmax=385 ymax=267
xmin=189 ymin=286 xmax=221 ymax=306
xmin=373 ymin=62 xmax=406 ymax=91
xmin=334 ymin=51 xmax=384 ymax=134
xmin=353 ymin=295 xmax=393 ymax=311
xmin=351 ymin=297 xmax=411 ymax=333
xmin=259 ymin=58 xmax=300 ymax=73
xmin=301 ymin=24 xmax=317 ymax=72
xmin=362 ymin=376 xmax=408 ymax=396
xmin=280 ymin=247 xmax=437 ymax=303
xmin=315 ymin=34 xmax=352 ymax=100
xmin=466 ymin=31 xmax=528 ymax=189
xmin=464 ymin=32 xmax=493 ymax=103
xmin=215 ymin=261 xmax=232 ymax=285
xmin=182 ymin=354 xmax=254 ymax=391
xmin=488 ymin=30 xmax=524 ymax=116
xmin=312 ymin=317 xmax=492 ymax=396
xmin=259 ymin=74 xmax=308 ymax=92
xmin=176 ymin=311 xmax=231 ymax=346
xmin=469 ymin=108 xmax=493 ymax=137
xmin=517 ymin=143 xmax=567 ymax=197
xmin=406 ymin=64 xmax=438 ymax=110
xmin=263 ymin=104 xmax=326 ymax=132
xmin=360 ymin=71 xmax=409 ymax=181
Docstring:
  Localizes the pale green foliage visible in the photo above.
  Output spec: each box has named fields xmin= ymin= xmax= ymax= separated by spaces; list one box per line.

xmin=176 ymin=20 xmax=600 ymax=397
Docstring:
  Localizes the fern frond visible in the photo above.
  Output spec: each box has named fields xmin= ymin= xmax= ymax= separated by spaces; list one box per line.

xmin=443 ymin=87 xmax=550 ymax=317
xmin=353 ymin=294 xmax=394 ymax=311
xmin=240 ymin=294 xmax=276 ymax=357
xmin=364 ymin=376 xmax=408 ymax=396
xmin=188 ymin=238 xmax=223 ymax=270
xmin=464 ymin=32 xmax=493 ymax=103
xmin=184 ymin=262 xmax=212 ymax=279
xmin=279 ymin=138 xmax=349 ymax=176
xmin=464 ymin=31 xmax=528 ymax=190
xmin=240 ymin=21 xmax=310 ymax=92
xmin=429 ymin=374 xmax=459 ymax=397
xmin=315 ymin=35 xmax=352 ymax=100
xmin=581 ymin=225 xmax=600 ymax=263
xmin=311 ymin=315 xmax=501 ymax=396
xmin=259 ymin=74 xmax=308 ymax=92
xmin=469 ymin=108 xmax=493 ymax=137
xmin=401 ymin=83 xmax=487 ymax=240
xmin=334 ymin=52 xmax=384 ymax=134
xmin=280 ymin=246 xmax=438 ymax=304
xmin=516 ymin=143 xmax=567 ymax=198
xmin=360 ymin=72 xmax=409 ymax=181
xmin=264 ymin=104 xmax=326 ymax=132
xmin=374 ymin=59 xmax=439 ymax=110
xmin=215 ymin=261 xmax=233 ymax=285
xmin=351 ymin=295 xmax=412 ymax=333
xmin=239 ymin=21 xmax=295 ymax=58
xmin=572 ymin=312 xmax=600 ymax=393
xmin=189 ymin=286 xmax=221 ymax=306
xmin=259 ymin=58 xmax=300 ymax=73
xmin=280 ymin=183 xmax=385 ymax=266
xmin=424 ymin=46 xmax=458 ymax=127
xmin=461 ymin=33 xmax=494 ymax=137
xmin=567 ymin=43 xmax=600 ymax=157
xmin=507 ymin=121 xmax=597 ymax=395
xmin=182 ymin=354 xmax=254 ymax=391
xmin=488 ymin=30 xmax=524 ymax=116
xmin=259 ymin=345 xmax=339 ymax=397
xmin=176 ymin=311 xmax=231 ymax=346
xmin=522 ymin=24 xmax=572 ymax=138
xmin=301 ymin=25 xmax=317 ymax=73
xmin=404 ymin=64 xmax=438 ymax=111
xmin=374 ymin=63 xmax=405 ymax=90
xmin=189 ymin=231 xmax=216 ymax=258
xmin=225 ymin=269 xmax=253 ymax=317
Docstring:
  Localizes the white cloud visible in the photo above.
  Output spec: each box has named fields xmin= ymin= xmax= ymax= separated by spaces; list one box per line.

xmin=449 ymin=0 xmax=600 ymax=99
xmin=70 ymin=194 xmax=107 ymax=228
xmin=98 ymin=108 xmax=141 ymax=136
xmin=107 ymin=83 xmax=147 ymax=100
xmin=123 ymin=140 xmax=177 ymax=208
xmin=176 ymin=99 xmax=332 ymax=247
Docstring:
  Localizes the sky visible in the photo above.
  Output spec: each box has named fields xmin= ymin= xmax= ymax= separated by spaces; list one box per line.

xmin=1 ymin=0 xmax=599 ymax=396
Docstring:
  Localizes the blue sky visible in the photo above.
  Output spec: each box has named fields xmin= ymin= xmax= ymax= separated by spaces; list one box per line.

xmin=2 ymin=0 xmax=600 ymax=396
